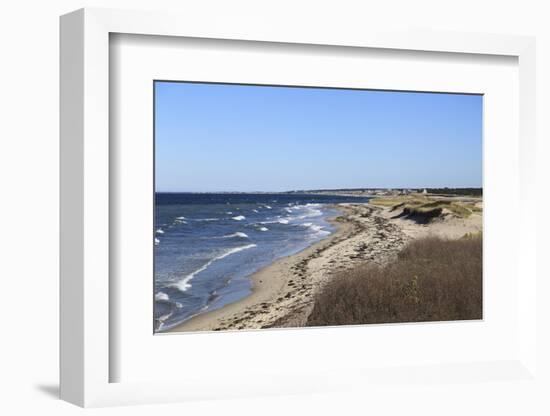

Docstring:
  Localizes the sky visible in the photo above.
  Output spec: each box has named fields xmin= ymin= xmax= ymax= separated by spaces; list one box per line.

xmin=155 ymin=81 xmax=482 ymax=192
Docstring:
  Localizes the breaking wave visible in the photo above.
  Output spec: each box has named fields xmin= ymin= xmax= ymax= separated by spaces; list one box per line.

xmin=212 ymin=232 xmax=249 ymax=239
xmin=170 ymin=244 xmax=257 ymax=292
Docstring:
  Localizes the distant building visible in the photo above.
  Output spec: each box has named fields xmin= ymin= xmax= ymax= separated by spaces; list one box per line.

xmin=422 ymin=188 xmax=428 ymax=194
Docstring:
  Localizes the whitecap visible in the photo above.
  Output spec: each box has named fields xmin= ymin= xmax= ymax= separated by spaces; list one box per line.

xmin=309 ymin=224 xmax=331 ymax=236
xmin=212 ymin=232 xmax=249 ymax=239
xmin=157 ymin=311 xmax=173 ymax=325
xmin=156 ymin=229 xmax=164 ymax=234
xmin=259 ymin=217 xmax=290 ymax=225
xmin=291 ymin=204 xmax=323 ymax=219
xmin=171 ymin=244 xmax=257 ymax=292
xmin=232 ymin=215 xmax=246 ymax=221
xmin=259 ymin=227 xmax=269 ymax=232
xmin=155 ymin=292 xmax=169 ymax=301
xmin=155 ymin=238 xmax=160 ymax=245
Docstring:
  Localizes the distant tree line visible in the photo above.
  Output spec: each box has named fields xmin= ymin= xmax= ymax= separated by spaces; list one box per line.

xmin=427 ymin=188 xmax=482 ymax=196
xmin=287 ymin=187 xmax=483 ymax=196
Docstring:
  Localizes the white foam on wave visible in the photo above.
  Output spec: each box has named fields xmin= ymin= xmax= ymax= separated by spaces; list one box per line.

xmin=155 ymin=291 xmax=169 ymax=301
xmin=226 ymin=211 xmax=233 ymax=215
xmin=259 ymin=227 xmax=269 ymax=232
xmin=156 ymin=306 xmax=176 ymax=329
xmin=155 ymin=295 xmax=185 ymax=330
xmin=252 ymin=209 xmax=259 ymax=213
xmin=292 ymin=204 xmax=323 ymax=219
xmin=297 ymin=209 xmax=322 ymax=219
xmin=300 ymin=221 xmax=331 ymax=237
xmin=156 ymin=228 xmax=164 ymax=234
xmin=259 ymin=216 xmax=291 ymax=225
xmin=196 ymin=218 xmax=219 ymax=222
xmin=156 ymin=313 xmax=172 ymax=329
xmin=212 ymin=232 xmax=249 ymax=239
xmin=265 ymin=205 xmax=272 ymax=209
xmin=176 ymin=216 xmax=186 ymax=220
xmin=232 ymin=215 xmax=246 ymax=221
xmin=310 ymin=224 xmax=331 ymax=236
xmin=171 ymin=244 xmax=257 ymax=292
xmin=155 ymin=238 xmax=160 ymax=245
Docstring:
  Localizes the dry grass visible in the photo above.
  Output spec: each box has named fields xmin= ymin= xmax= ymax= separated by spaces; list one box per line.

xmin=372 ymin=196 xmax=482 ymax=220
xmin=307 ymin=236 xmax=482 ymax=327
xmin=370 ymin=195 xmax=428 ymax=207
xmin=419 ymin=201 xmax=473 ymax=218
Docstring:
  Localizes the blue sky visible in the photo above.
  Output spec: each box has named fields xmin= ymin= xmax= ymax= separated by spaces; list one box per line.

xmin=155 ymin=82 xmax=482 ymax=192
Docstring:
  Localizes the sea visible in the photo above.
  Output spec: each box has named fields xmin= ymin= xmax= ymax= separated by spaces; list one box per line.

xmin=154 ymin=193 xmax=372 ymax=331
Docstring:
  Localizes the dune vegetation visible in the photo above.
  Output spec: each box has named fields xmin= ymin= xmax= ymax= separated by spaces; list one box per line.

xmin=307 ymin=234 xmax=482 ymax=326
xmin=370 ymin=195 xmax=482 ymax=221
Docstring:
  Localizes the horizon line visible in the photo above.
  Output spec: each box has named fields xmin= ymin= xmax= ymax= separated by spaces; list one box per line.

xmin=155 ymin=186 xmax=483 ymax=194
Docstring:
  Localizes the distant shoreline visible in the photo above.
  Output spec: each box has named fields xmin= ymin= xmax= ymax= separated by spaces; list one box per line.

xmin=155 ymin=188 xmax=482 ymax=197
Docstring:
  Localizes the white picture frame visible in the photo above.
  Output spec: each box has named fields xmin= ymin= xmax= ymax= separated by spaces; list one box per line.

xmin=60 ymin=7 xmax=538 ymax=408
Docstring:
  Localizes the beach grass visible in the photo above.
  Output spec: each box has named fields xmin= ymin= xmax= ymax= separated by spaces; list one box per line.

xmin=371 ymin=195 xmax=481 ymax=220
xmin=307 ymin=235 xmax=482 ymax=326
xmin=369 ymin=195 xmax=429 ymax=207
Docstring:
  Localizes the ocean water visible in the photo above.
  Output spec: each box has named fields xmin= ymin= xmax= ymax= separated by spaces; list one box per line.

xmin=154 ymin=193 xmax=371 ymax=331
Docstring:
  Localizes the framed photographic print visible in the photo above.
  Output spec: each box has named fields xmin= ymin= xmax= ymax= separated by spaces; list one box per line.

xmin=60 ymin=8 xmax=538 ymax=408
xmin=152 ymin=81 xmax=483 ymax=334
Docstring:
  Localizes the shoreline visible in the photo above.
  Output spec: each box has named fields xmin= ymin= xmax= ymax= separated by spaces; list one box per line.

xmin=167 ymin=208 xmax=355 ymax=332
xmin=168 ymin=199 xmax=482 ymax=333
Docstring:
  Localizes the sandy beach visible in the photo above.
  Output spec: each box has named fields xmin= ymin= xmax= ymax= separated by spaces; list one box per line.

xmin=169 ymin=198 xmax=482 ymax=333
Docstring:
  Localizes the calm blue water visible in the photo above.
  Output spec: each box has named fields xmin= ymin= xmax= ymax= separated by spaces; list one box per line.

xmin=154 ymin=193 xmax=371 ymax=331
